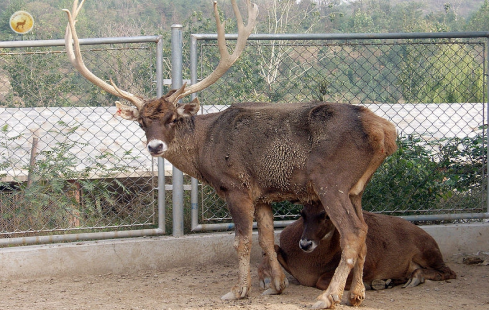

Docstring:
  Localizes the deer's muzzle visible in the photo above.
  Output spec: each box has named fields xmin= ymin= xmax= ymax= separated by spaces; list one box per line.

xmin=147 ymin=139 xmax=167 ymax=156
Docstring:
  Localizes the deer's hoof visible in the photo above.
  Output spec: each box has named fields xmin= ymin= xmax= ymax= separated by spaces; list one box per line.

xmin=221 ymin=286 xmax=249 ymax=300
xmin=312 ymin=299 xmax=333 ymax=310
xmin=349 ymin=292 xmax=365 ymax=306
xmin=262 ymin=288 xmax=280 ymax=295
xmin=312 ymin=293 xmax=341 ymax=309
xmin=259 ymin=276 xmax=271 ymax=290
xmin=221 ymin=291 xmax=237 ymax=300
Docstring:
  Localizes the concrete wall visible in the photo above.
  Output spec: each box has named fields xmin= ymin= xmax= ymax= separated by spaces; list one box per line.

xmin=0 ymin=222 xmax=488 ymax=280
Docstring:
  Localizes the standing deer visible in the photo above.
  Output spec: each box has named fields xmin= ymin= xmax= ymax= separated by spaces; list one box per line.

xmin=16 ymin=18 xmax=27 ymax=30
xmin=63 ymin=0 xmax=397 ymax=308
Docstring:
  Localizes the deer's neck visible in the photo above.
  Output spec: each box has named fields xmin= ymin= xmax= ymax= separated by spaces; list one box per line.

xmin=162 ymin=116 xmax=205 ymax=179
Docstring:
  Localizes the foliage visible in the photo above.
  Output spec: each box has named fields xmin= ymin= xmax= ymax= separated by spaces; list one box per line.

xmin=465 ymin=0 xmax=489 ymax=31
xmin=0 ymin=51 xmax=71 ymax=107
xmin=1 ymin=0 xmax=488 ymax=234
xmin=437 ymin=128 xmax=487 ymax=191
xmin=363 ymin=129 xmax=486 ymax=215
xmin=0 ymin=122 xmax=153 ymax=234
xmin=0 ymin=0 xmax=488 ymax=42
xmin=397 ymin=43 xmax=484 ymax=104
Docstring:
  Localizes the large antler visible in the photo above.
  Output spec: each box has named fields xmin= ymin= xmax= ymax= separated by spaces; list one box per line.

xmin=166 ymin=0 xmax=259 ymax=104
xmin=63 ymin=0 xmax=145 ymax=109
xmin=63 ymin=0 xmax=258 ymax=109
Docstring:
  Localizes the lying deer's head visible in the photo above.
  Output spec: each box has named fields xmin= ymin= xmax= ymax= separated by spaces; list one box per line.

xmin=299 ymin=203 xmax=336 ymax=253
xmin=63 ymin=0 xmax=258 ymax=157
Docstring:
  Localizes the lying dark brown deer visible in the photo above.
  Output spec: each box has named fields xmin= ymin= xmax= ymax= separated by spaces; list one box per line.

xmin=63 ymin=0 xmax=397 ymax=308
xmin=259 ymin=203 xmax=456 ymax=296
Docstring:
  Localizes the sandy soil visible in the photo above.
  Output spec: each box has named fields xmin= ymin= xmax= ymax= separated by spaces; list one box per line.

xmin=1 ymin=255 xmax=488 ymax=310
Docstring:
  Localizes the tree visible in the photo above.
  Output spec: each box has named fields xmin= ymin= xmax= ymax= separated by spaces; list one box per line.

xmin=0 ymin=0 xmax=25 ymax=39
xmin=465 ymin=0 xmax=489 ymax=31
xmin=418 ymin=44 xmax=484 ymax=103
xmin=251 ymin=0 xmax=322 ymax=101
xmin=396 ymin=43 xmax=484 ymax=104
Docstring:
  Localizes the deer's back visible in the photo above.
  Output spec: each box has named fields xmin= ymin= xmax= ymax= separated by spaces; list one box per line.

xmin=196 ymin=102 xmax=386 ymax=202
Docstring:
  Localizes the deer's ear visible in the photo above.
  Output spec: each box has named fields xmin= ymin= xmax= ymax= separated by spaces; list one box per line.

xmin=115 ymin=101 xmax=139 ymax=121
xmin=176 ymin=97 xmax=200 ymax=117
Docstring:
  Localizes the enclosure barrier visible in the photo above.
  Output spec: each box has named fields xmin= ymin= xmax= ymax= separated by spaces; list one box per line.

xmin=1 ymin=31 xmax=489 ymax=245
xmin=0 ymin=36 xmax=165 ymax=246
xmin=187 ymin=31 xmax=489 ymax=231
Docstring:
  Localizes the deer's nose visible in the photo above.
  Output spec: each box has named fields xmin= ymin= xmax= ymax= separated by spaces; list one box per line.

xmin=299 ymin=239 xmax=314 ymax=252
xmin=147 ymin=140 xmax=166 ymax=155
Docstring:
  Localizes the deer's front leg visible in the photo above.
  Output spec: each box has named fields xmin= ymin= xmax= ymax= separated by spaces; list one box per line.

xmin=255 ymin=203 xmax=288 ymax=295
xmin=221 ymin=192 xmax=255 ymax=300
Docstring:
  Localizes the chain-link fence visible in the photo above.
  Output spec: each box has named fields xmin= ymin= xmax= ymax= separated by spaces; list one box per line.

xmin=1 ymin=32 xmax=488 ymax=243
xmin=191 ymin=33 xmax=488 ymax=228
xmin=0 ymin=37 xmax=167 ymax=243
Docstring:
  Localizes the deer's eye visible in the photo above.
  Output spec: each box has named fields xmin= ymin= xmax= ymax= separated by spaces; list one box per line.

xmin=319 ymin=211 xmax=329 ymax=220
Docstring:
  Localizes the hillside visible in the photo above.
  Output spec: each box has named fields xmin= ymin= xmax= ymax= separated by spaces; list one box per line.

xmin=385 ymin=0 xmax=485 ymax=16
xmin=0 ymin=0 xmax=487 ymax=41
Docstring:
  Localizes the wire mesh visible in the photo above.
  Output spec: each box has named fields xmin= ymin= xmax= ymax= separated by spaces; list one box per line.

xmin=195 ymin=37 xmax=487 ymax=224
xmin=0 ymin=41 xmax=164 ymax=238
xmin=1 ymin=35 xmax=487 ymax=239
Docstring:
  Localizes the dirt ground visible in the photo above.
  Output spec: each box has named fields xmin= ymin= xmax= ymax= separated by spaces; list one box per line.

xmin=1 ymin=254 xmax=488 ymax=310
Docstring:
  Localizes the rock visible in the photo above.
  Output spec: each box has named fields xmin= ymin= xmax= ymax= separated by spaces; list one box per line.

xmin=463 ymin=257 xmax=484 ymax=265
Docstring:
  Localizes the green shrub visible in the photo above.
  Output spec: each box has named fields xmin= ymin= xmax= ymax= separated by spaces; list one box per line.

xmin=363 ymin=128 xmax=486 ymax=216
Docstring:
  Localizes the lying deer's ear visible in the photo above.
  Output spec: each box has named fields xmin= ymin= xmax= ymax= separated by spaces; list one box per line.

xmin=115 ymin=101 xmax=139 ymax=121
xmin=176 ymin=97 xmax=200 ymax=117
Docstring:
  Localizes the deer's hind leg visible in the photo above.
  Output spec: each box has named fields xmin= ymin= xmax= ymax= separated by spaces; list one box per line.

xmin=346 ymin=148 xmax=389 ymax=306
xmin=403 ymin=250 xmax=457 ymax=288
xmin=403 ymin=265 xmax=457 ymax=288
xmin=347 ymin=192 xmax=368 ymax=306
xmin=312 ymin=184 xmax=368 ymax=309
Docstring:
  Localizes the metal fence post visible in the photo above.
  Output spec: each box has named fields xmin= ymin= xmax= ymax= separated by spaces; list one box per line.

xmin=156 ymin=36 xmax=166 ymax=234
xmin=171 ymin=24 xmax=185 ymax=237
xmin=486 ymin=36 xmax=489 ymax=214
xmin=190 ymin=35 xmax=200 ymax=231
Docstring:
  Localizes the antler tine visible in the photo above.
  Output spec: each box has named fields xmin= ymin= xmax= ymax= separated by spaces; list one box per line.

xmin=72 ymin=0 xmax=85 ymax=19
xmin=171 ymin=0 xmax=258 ymax=104
xmin=232 ymin=0 xmax=258 ymax=55
xmin=63 ymin=0 xmax=145 ymax=109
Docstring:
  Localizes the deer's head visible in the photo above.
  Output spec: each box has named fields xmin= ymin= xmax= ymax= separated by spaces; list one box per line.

xmin=63 ymin=0 xmax=258 ymax=157
xmin=299 ymin=203 xmax=336 ymax=253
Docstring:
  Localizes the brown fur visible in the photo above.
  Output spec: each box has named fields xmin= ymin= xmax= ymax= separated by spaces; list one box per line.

xmin=135 ymin=96 xmax=398 ymax=308
xmin=259 ymin=203 xmax=456 ymax=291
